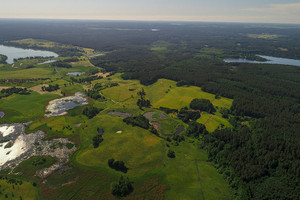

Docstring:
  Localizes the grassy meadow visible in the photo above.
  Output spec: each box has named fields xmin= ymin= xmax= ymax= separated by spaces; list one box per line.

xmin=0 ymin=92 xmax=59 ymax=123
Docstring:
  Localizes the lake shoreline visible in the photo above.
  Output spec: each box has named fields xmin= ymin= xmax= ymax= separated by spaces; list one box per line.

xmin=224 ymin=55 xmax=300 ymax=67
xmin=0 ymin=44 xmax=58 ymax=64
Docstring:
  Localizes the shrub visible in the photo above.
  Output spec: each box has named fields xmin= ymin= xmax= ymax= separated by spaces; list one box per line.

xmin=111 ymin=176 xmax=133 ymax=197
xmin=190 ymin=98 xmax=216 ymax=113
xmin=167 ymin=150 xmax=175 ymax=158
xmin=186 ymin=122 xmax=207 ymax=138
xmin=123 ymin=115 xmax=150 ymax=129
xmin=82 ymin=107 xmax=101 ymax=119
xmin=108 ymin=158 xmax=128 ymax=173
xmin=92 ymin=134 xmax=103 ymax=148
xmin=178 ymin=107 xmax=201 ymax=122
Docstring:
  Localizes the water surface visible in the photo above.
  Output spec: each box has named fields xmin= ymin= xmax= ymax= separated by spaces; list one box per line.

xmin=38 ymin=60 xmax=58 ymax=65
xmin=66 ymin=72 xmax=84 ymax=76
xmin=224 ymin=55 xmax=300 ymax=67
xmin=0 ymin=45 xmax=58 ymax=64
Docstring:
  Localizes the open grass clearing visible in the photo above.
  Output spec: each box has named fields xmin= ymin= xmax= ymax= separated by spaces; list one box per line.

xmin=76 ymin=114 xmax=165 ymax=176
xmin=161 ymin=141 xmax=234 ymax=200
xmin=197 ymin=112 xmax=232 ymax=132
xmin=152 ymin=84 xmax=232 ymax=110
xmin=0 ymin=179 xmax=38 ymax=200
xmin=0 ymin=92 xmax=59 ymax=123
xmin=0 ymin=68 xmax=54 ymax=79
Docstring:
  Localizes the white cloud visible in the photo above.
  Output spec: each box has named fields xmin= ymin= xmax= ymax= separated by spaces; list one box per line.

xmin=243 ymin=3 xmax=300 ymax=15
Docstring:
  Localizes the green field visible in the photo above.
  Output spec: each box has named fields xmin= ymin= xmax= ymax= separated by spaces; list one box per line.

xmin=151 ymin=84 xmax=232 ymax=110
xmin=162 ymin=141 xmax=233 ymax=200
xmin=76 ymin=114 xmax=165 ymax=175
xmin=94 ymin=74 xmax=232 ymax=133
xmin=0 ymin=92 xmax=59 ymax=123
xmin=0 ymin=179 xmax=38 ymax=200
xmin=0 ymin=68 xmax=54 ymax=79
xmin=150 ymin=41 xmax=171 ymax=51
xmin=197 ymin=112 xmax=233 ymax=132
xmin=75 ymin=115 xmax=233 ymax=200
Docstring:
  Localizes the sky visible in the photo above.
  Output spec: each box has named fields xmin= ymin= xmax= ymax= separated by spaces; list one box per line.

xmin=1 ymin=0 xmax=300 ymax=24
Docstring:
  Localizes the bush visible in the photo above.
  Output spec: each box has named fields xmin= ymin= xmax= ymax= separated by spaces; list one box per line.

xmin=172 ymin=134 xmax=185 ymax=143
xmin=123 ymin=115 xmax=150 ymax=129
xmin=108 ymin=158 xmax=128 ymax=173
xmin=186 ymin=122 xmax=207 ymax=138
xmin=92 ymin=134 xmax=103 ymax=148
xmin=190 ymin=98 xmax=216 ymax=113
xmin=51 ymin=61 xmax=72 ymax=68
xmin=167 ymin=150 xmax=175 ymax=158
xmin=82 ymin=107 xmax=101 ymax=119
xmin=176 ymin=80 xmax=189 ymax=87
xmin=111 ymin=176 xmax=133 ymax=197
xmin=149 ymin=126 xmax=158 ymax=135
xmin=41 ymin=84 xmax=59 ymax=92
xmin=159 ymin=107 xmax=178 ymax=114
xmin=178 ymin=107 xmax=200 ymax=122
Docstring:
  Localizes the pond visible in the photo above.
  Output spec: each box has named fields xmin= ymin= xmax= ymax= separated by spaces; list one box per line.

xmin=66 ymin=72 xmax=84 ymax=76
xmin=0 ymin=45 xmax=58 ymax=64
xmin=88 ymin=53 xmax=104 ymax=58
xmin=224 ymin=55 xmax=300 ymax=67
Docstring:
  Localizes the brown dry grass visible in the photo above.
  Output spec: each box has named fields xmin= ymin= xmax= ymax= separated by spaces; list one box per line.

xmin=94 ymin=72 xmax=110 ymax=77
xmin=30 ymin=84 xmax=62 ymax=96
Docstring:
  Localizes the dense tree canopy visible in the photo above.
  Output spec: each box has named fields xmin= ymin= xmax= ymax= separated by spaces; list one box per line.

xmin=190 ymin=98 xmax=216 ymax=113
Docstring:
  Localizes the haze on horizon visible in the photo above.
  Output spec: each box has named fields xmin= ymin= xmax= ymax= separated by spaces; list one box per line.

xmin=1 ymin=0 xmax=300 ymax=24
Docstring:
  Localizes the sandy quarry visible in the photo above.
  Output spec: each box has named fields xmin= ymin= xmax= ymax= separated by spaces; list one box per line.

xmin=0 ymin=123 xmax=76 ymax=177
xmin=45 ymin=92 xmax=88 ymax=117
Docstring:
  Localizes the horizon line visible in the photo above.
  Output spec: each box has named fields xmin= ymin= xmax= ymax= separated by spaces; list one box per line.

xmin=0 ymin=17 xmax=300 ymax=25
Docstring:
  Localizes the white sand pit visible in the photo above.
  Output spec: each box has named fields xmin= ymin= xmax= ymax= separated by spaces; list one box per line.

xmin=0 ymin=123 xmax=76 ymax=177
xmin=0 ymin=125 xmax=15 ymax=137
xmin=45 ymin=92 xmax=88 ymax=117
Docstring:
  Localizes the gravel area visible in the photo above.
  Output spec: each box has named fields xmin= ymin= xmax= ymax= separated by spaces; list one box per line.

xmin=0 ymin=123 xmax=76 ymax=177
xmin=45 ymin=92 xmax=88 ymax=117
xmin=143 ymin=111 xmax=167 ymax=121
xmin=108 ymin=111 xmax=132 ymax=118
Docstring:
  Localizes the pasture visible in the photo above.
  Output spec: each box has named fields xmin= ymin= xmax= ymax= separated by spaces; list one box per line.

xmin=0 ymin=92 xmax=59 ymax=123
xmin=0 ymin=68 xmax=54 ymax=79
xmin=0 ymin=179 xmax=38 ymax=200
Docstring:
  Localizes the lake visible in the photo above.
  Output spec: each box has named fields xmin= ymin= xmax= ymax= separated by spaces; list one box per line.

xmin=224 ymin=55 xmax=300 ymax=67
xmin=0 ymin=45 xmax=58 ymax=64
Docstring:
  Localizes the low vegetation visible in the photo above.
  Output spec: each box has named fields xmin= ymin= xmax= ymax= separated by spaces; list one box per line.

xmin=0 ymin=87 xmax=30 ymax=99
xmin=41 ymin=84 xmax=59 ymax=92
xmin=82 ymin=106 xmax=101 ymax=119
xmin=92 ymin=134 xmax=104 ymax=148
xmin=108 ymin=158 xmax=128 ymax=173
xmin=190 ymin=98 xmax=216 ymax=113
xmin=111 ymin=176 xmax=133 ymax=197
xmin=123 ymin=114 xmax=150 ymax=129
